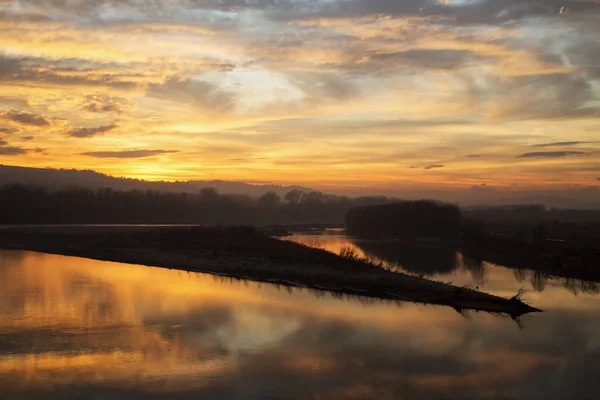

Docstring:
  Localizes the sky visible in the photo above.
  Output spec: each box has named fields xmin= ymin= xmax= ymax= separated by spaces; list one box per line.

xmin=0 ymin=0 xmax=599 ymax=199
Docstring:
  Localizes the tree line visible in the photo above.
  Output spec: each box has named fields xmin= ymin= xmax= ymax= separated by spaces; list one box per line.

xmin=0 ymin=184 xmax=396 ymax=225
xmin=346 ymin=201 xmax=462 ymax=240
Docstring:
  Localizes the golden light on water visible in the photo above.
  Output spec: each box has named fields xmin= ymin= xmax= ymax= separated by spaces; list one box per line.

xmin=1 ymin=249 xmax=600 ymax=398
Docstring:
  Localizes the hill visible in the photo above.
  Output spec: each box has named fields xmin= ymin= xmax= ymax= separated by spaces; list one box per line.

xmin=0 ymin=165 xmax=310 ymax=198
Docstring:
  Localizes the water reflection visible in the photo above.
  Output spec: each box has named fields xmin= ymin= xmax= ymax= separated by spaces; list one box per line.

xmin=284 ymin=233 xmax=599 ymax=298
xmin=1 ymin=249 xmax=600 ymax=399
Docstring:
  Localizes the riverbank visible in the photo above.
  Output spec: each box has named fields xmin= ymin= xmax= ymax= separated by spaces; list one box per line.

xmin=0 ymin=225 xmax=540 ymax=316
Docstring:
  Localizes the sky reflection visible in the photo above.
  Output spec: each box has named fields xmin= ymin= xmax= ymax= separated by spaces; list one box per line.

xmin=0 ymin=249 xmax=599 ymax=399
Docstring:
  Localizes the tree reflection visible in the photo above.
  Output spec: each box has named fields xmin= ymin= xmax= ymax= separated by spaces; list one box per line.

xmin=513 ymin=268 xmax=527 ymax=283
xmin=531 ymin=272 xmax=549 ymax=292
xmin=350 ymin=240 xmax=458 ymax=276
xmin=563 ymin=278 xmax=600 ymax=296
xmin=459 ymin=256 xmax=486 ymax=286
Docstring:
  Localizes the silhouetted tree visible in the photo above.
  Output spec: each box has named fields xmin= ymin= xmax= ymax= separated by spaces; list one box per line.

xmin=0 ymin=184 xmax=394 ymax=225
xmin=346 ymin=200 xmax=461 ymax=240
xmin=302 ymin=191 xmax=327 ymax=205
xmin=258 ymin=191 xmax=281 ymax=207
xmin=200 ymin=187 xmax=219 ymax=201
xmin=284 ymin=189 xmax=304 ymax=205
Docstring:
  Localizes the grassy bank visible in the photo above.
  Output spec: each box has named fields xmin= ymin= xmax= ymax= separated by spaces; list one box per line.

xmin=0 ymin=225 xmax=540 ymax=317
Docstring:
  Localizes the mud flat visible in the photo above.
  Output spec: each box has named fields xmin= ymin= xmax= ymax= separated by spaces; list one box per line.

xmin=0 ymin=225 xmax=540 ymax=317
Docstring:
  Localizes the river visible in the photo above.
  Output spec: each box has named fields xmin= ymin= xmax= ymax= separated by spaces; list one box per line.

xmin=1 ymin=236 xmax=599 ymax=399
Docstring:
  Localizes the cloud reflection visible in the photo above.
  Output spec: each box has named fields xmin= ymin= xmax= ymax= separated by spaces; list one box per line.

xmin=0 ymin=250 xmax=599 ymax=399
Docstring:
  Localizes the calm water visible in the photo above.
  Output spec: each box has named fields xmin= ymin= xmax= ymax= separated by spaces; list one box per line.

xmin=284 ymin=231 xmax=600 ymax=298
xmin=1 ymin=247 xmax=599 ymax=399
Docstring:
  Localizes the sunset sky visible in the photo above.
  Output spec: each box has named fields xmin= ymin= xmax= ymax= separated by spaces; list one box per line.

xmin=0 ymin=0 xmax=599 ymax=196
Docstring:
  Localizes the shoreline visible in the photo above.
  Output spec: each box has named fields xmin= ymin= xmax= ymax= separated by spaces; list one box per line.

xmin=0 ymin=226 xmax=541 ymax=317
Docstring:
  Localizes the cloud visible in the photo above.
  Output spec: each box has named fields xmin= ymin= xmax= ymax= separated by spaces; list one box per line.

xmin=0 ymin=54 xmax=139 ymax=90
xmin=82 ymin=94 xmax=130 ymax=113
xmin=267 ymin=0 xmax=600 ymax=28
xmin=465 ymin=154 xmax=482 ymax=158
xmin=0 ymin=127 xmax=19 ymax=134
xmin=370 ymin=49 xmax=481 ymax=70
xmin=2 ymin=111 xmax=50 ymax=126
xmin=488 ymin=74 xmax=599 ymax=120
xmin=0 ymin=139 xmax=7 ymax=146
xmin=147 ymin=77 xmax=233 ymax=113
xmin=449 ymin=0 xmax=600 ymax=25
xmin=424 ymin=164 xmax=445 ymax=170
xmin=0 ymin=54 xmax=22 ymax=77
xmin=311 ymin=76 xmax=358 ymax=100
xmin=471 ymin=183 xmax=494 ymax=192
xmin=84 ymin=102 xmax=121 ymax=113
xmin=81 ymin=149 xmax=179 ymax=158
xmin=21 ymin=136 xmax=34 ymax=141
xmin=0 ymin=146 xmax=27 ymax=155
xmin=67 ymin=124 xmax=118 ymax=138
xmin=517 ymin=151 xmax=586 ymax=158
xmin=532 ymin=141 xmax=597 ymax=147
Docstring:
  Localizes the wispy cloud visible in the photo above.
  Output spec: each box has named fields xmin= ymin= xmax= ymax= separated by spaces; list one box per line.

xmin=369 ymin=49 xmax=482 ymax=70
xmin=471 ymin=183 xmax=493 ymax=192
xmin=147 ymin=77 xmax=233 ymax=113
xmin=2 ymin=111 xmax=50 ymax=127
xmin=517 ymin=151 xmax=586 ymax=158
xmin=68 ymin=124 xmax=118 ymax=138
xmin=0 ymin=146 xmax=27 ymax=155
xmin=81 ymin=150 xmax=179 ymax=158
xmin=423 ymin=164 xmax=445 ymax=170
xmin=83 ymin=95 xmax=129 ymax=113
xmin=0 ymin=127 xmax=19 ymax=134
xmin=532 ymin=141 xmax=597 ymax=148
xmin=0 ymin=0 xmax=599 ymax=189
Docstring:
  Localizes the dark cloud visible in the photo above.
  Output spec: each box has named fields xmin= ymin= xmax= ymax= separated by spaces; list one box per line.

xmin=81 ymin=149 xmax=179 ymax=158
xmin=532 ymin=141 xmax=597 ymax=147
xmin=68 ymin=124 xmax=118 ymax=138
xmin=370 ymin=49 xmax=480 ymax=70
xmin=33 ymin=147 xmax=48 ymax=154
xmin=0 ymin=54 xmax=22 ymax=78
xmin=1 ymin=111 xmax=50 ymax=127
xmin=0 ymin=140 xmax=7 ymax=146
xmin=4 ymin=0 xmax=599 ymax=28
xmin=84 ymin=102 xmax=121 ymax=113
xmin=491 ymin=74 xmax=599 ymax=120
xmin=465 ymin=154 xmax=483 ymax=158
xmin=267 ymin=0 xmax=600 ymax=26
xmin=0 ymin=54 xmax=139 ymax=90
xmin=517 ymin=151 xmax=586 ymax=158
xmin=83 ymin=94 xmax=129 ymax=113
xmin=21 ymin=136 xmax=34 ymax=141
xmin=312 ymin=76 xmax=357 ymax=100
xmin=448 ymin=0 xmax=600 ymax=25
xmin=147 ymin=77 xmax=233 ymax=113
xmin=424 ymin=164 xmax=444 ymax=170
xmin=0 ymin=146 xmax=27 ymax=155
xmin=0 ymin=127 xmax=18 ymax=134
xmin=471 ymin=183 xmax=494 ymax=192
xmin=228 ymin=157 xmax=269 ymax=162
